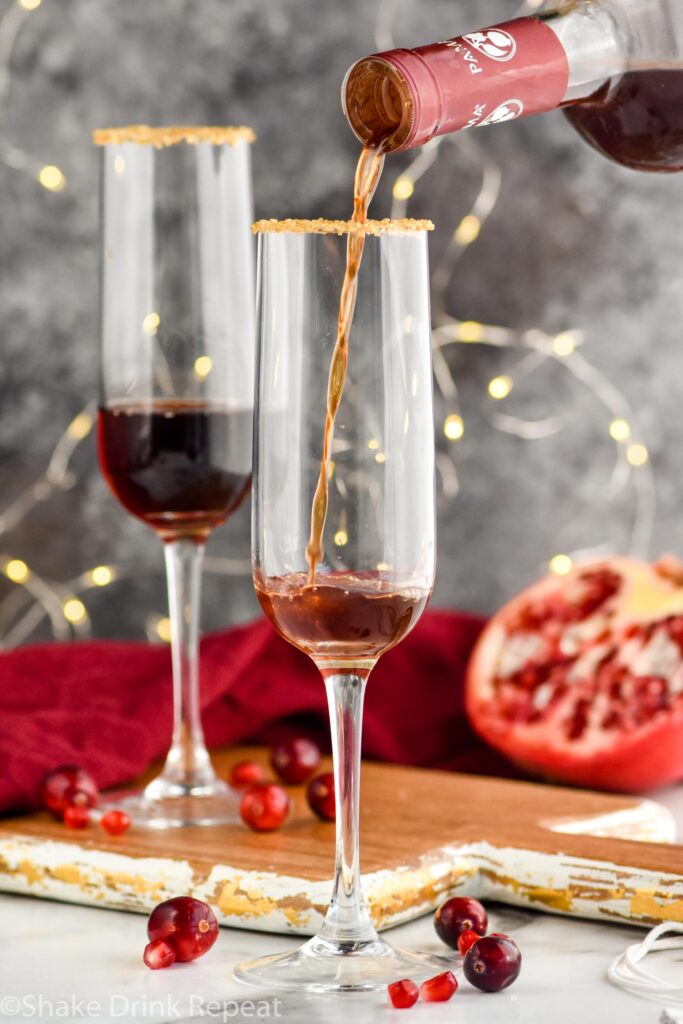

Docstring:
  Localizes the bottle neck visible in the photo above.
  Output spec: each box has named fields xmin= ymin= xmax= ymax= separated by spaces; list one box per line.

xmin=343 ymin=3 xmax=637 ymax=152
xmin=543 ymin=4 xmax=626 ymax=102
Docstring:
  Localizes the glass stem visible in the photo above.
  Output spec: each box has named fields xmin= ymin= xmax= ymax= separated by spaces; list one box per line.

xmin=159 ymin=538 xmax=214 ymax=790
xmin=319 ymin=671 xmax=378 ymax=946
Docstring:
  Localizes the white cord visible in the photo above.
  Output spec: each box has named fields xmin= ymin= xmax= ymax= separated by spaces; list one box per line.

xmin=608 ymin=922 xmax=683 ymax=1009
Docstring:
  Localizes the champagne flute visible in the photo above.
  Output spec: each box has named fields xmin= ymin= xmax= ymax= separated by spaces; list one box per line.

xmin=236 ymin=217 xmax=451 ymax=990
xmin=94 ymin=126 xmax=255 ymax=828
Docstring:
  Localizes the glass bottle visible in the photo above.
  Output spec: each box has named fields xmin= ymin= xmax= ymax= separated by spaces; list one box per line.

xmin=343 ymin=0 xmax=683 ymax=171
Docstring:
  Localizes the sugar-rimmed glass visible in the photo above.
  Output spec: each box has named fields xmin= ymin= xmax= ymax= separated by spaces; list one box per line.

xmin=95 ymin=125 xmax=255 ymax=828
xmin=235 ymin=217 xmax=452 ymax=991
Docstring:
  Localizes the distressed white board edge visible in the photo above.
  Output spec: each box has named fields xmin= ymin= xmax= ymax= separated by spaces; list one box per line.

xmin=0 ymin=797 xmax=678 ymax=935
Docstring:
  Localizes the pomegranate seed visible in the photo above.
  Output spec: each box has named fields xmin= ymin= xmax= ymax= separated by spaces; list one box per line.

xmin=229 ymin=759 xmax=267 ymax=788
xmin=419 ymin=971 xmax=458 ymax=1003
xmin=147 ymin=897 xmax=218 ymax=963
xmin=240 ymin=783 xmax=290 ymax=832
xmin=143 ymin=938 xmax=176 ymax=970
xmin=64 ymin=805 xmax=90 ymax=829
xmin=270 ymin=737 xmax=320 ymax=784
xmin=39 ymin=765 xmax=99 ymax=819
xmin=306 ymin=772 xmax=335 ymax=821
xmin=464 ymin=935 xmax=522 ymax=992
xmin=100 ymin=809 xmax=131 ymax=836
xmin=458 ymin=928 xmax=481 ymax=955
xmin=387 ymin=979 xmax=419 ymax=1009
xmin=434 ymin=896 xmax=488 ymax=949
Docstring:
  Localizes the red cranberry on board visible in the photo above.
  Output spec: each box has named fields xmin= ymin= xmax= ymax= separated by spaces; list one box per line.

xmin=39 ymin=765 xmax=99 ymax=819
xmin=306 ymin=772 xmax=335 ymax=821
xmin=419 ymin=971 xmax=459 ymax=1002
xmin=240 ymin=783 xmax=290 ymax=832
xmin=143 ymin=938 xmax=176 ymax=970
xmin=63 ymin=805 xmax=90 ymax=829
xmin=270 ymin=737 xmax=321 ymax=784
xmin=100 ymin=810 xmax=131 ymax=836
xmin=229 ymin=759 xmax=267 ymax=788
xmin=464 ymin=935 xmax=522 ymax=992
xmin=147 ymin=897 xmax=219 ymax=963
xmin=387 ymin=979 xmax=419 ymax=1008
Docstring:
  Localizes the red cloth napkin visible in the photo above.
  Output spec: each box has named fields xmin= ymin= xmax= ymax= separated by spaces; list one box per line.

xmin=0 ymin=610 xmax=514 ymax=815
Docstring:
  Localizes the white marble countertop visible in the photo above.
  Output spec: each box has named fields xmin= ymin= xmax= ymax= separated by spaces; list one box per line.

xmin=2 ymin=786 xmax=682 ymax=1024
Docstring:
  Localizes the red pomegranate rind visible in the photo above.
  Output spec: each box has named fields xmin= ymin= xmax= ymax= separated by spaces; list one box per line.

xmin=466 ymin=558 xmax=683 ymax=791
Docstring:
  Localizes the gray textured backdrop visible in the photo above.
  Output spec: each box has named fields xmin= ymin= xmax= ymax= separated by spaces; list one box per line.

xmin=0 ymin=0 xmax=680 ymax=644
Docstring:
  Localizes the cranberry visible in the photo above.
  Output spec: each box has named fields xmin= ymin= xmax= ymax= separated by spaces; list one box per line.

xmin=143 ymin=938 xmax=176 ymax=970
xmin=147 ymin=897 xmax=218 ymax=963
xmin=434 ymin=896 xmax=488 ymax=949
xmin=240 ymin=783 xmax=290 ymax=832
xmin=306 ymin=772 xmax=335 ymax=821
xmin=419 ymin=971 xmax=458 ymax=1002
xmin=100 ymin=810 xmax=131 ymax=836
xmin=464 ymin=935 xmax=522 ymax=992
xmin=458 ymin=928 xmax=481 ymax=955
xmin=39 ymin=765 xmax=99 ymax=819
xmin=64 ymin=805 xmax=90 ymax=829
xmin=229 ymin=759 xmax=267 ymax=788
xmin=387 ymin=979 xmax=419 ymax=1009
xmin=270 ymin=737 xmax=320 ymax=784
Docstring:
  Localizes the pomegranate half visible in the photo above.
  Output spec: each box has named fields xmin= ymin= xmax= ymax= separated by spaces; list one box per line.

xmin=465 ymin=557 xmax=683 ymax=792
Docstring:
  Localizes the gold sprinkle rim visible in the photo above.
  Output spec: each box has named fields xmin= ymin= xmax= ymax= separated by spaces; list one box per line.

xmin=252 ymin=217 xmax=435 ymax=236
xmin=92 ymin=125 xmax=256 ymax=148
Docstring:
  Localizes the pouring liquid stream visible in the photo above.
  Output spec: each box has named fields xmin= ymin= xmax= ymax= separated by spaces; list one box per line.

xmin=305 ymin=143 xmax=386 ymax=584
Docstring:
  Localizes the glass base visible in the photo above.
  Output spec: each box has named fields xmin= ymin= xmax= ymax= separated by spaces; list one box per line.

xmin=234 ymin=934 xmax=458 ymax=993
xmin=96 ymin=776 xmax=241 ymax=829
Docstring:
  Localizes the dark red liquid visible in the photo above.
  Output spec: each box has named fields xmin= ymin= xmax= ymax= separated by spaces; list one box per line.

xmin=564 ymin=69 xmax=683 ymax=172
xmin=98 ymin=401 xmax=252 ymax=539
xmin=255 ymin=571 xmax=429 ymax=667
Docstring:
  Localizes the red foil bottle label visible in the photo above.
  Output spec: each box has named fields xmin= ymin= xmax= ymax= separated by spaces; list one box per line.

xmin=382 ymin=18 xmax=570 ymax=150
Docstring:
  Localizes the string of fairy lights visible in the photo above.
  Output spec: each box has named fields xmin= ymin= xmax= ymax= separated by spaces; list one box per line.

xmin=0 ymin=0 xmax=656 ymax=647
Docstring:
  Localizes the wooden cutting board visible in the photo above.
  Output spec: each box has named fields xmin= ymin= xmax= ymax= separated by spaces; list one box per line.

xmin=0 ymin=748 xmax=681 ymax=936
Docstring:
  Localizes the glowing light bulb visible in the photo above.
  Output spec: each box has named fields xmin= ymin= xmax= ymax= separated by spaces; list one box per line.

xmin=334 ymin=529 xmax=349 ymax=547
xmin=627 ymin=443 xmax=649 ymax=467
xmin=549 ymin=554 xmax=573 ymax=577
xmin=38 ymin=165 xmax=66 ymax=192
xmin=18 ymin=0 xmax=42 ymax=10
xmin=90 ymin=565 xmax=115 ymax=587
xmin=156 ymin=617 xmax=172 ymax=643
xmin=454 ymin=215 xmax=481 ymax=246
xmin=142 ymin=312 xmax=160 ymax=335
xmin=5 ymin=559 xmax=30 ymax=583
xmin=194 ymin=355 xmax=213 ymax=379
xmin=444 ymin=414 xmax=464 ymax=441
xmin=67 ymin=412 xmax=93 ymax=440
xmin=63 ymin=599 xmax=87 ymax=625
xmin=114 ymin=155 xmax=126 ymax=175
xmin=609 ymin=419 xmax=631 ymax=442
xmin=374 ymin=452 xmax=386 ymax=464
xmin=488 ymin=375 xmax=513 ymax=400
xmin=393 ymin=178 xmax=414 ymax=200
xmin=458 ymin=321 xmax=483 ymax=343
xmin=553 ymin=332 xmax=576 ymax=357
xmin=367 ymin=439 xmax=379 ymax=450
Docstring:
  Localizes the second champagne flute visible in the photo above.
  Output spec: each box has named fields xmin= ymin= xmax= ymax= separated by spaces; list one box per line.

xmin=94 ymin=126 xmax=255 ymax=828
xmin=236 ymin=217 xmax=450 ymax=990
